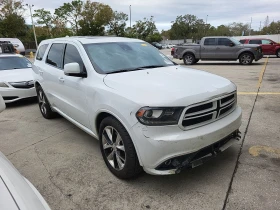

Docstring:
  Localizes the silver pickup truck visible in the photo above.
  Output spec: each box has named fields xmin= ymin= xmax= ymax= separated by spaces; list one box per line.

xmin=172 ymin=36 xmax=263 ymax=65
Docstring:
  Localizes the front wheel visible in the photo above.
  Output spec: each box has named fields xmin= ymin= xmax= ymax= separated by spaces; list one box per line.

xmin=276 ymin=49 xmax=280 ymax=58
xmin=183 ymin=54 xmax=196 ymax=65
xmin=239 ymin=53 xmax=253 ymax=65
xmin=99 ymin=116 xmax=142 ymax=179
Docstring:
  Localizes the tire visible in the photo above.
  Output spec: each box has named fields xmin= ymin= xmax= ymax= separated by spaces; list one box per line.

xmin=36 ymin=86 xmax=57 ymax=119
xmin=99 ymin=116 xmax=142 ymax=179
xmin=239 ymin=53 xmax=253 ymax=65
xmin=183 ymin=53 xmax=196 ymax=65
xmin=276 ymin=49 xmax=280 ymax=58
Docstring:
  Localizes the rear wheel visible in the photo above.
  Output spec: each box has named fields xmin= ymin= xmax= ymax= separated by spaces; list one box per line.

xmin=36 ymin=86 xmax=57 ymax=119
xmin=276 ymin=49 xmax=280 ymax=58
xmin=183 ymin=54 xmax=196 ymax=65
xmin=239 ymin=53 xmax=253 ymax=65
xmin=99 ymin=116 xmax=142 ymax=179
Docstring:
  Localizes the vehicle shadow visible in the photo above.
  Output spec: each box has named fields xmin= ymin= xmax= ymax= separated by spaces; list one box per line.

xmin=194 ymin=62 xmax=263 ymax=66
xmin=5 ymin=97 xmax=37 ymax=108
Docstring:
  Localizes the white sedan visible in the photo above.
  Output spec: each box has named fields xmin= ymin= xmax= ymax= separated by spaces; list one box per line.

xmin=0 ymin=54 xmax=36 ymax=103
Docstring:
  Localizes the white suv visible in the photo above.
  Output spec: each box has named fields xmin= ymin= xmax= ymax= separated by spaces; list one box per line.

xmin=32 ymin=37 xmax=242 ymax=179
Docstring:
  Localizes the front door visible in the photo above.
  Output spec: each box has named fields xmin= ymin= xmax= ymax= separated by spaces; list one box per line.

xmin=261 ymin=39 xmax=274 ymax=55
xmin=216 ymin=38 xmax=240 ymax=59
xmin=56 ymin=43 xmax=90 ymax=128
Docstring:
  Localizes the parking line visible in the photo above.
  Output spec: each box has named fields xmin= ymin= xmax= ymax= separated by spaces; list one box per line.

xmin=238 ymin=92 xmax=280 ymax=95
xmin=257 ymin=56 xmax=269 ymax=88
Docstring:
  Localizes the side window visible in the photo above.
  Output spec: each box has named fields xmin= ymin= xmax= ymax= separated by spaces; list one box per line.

xmin=204 ymin=38 xmax=216 ymax=46
xmin=249 ymin=40 xmax=261 ymax=44
xmin=63 ymin=44 xmax=85 ymax=72
xmin=262 ymin=40 xmax=271 ymax=44
xmin=36 ymin=44 xmax=48 ymax=60
xmin=218 ymin=38 xmax=232 ymax=46
xmin=46 ymin=43 xmax=65 ymax=69
xmin=239 ymin=40 xmax=246 ymax=44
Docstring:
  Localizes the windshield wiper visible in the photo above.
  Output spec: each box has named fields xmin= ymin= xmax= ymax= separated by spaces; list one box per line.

xmin=107 ymin=65 xmax=167 ymax=74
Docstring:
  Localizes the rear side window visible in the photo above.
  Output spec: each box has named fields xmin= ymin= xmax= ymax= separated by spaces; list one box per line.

xmin=46 ymin=44 xmax=65 ymax=69
xmin=262 ymin=40 xmax=271 ymax=44
xmin=204 ymin=38 xmax=216 ymax=45
xmin=218 ymin=38 xmax=231 ymax=46
xmin=249 ymin=40 xmax=261 ymax=44
xmin=239 ymin=40 xmax=246 ymax=44
xmin=36 ymin=44 xmax=48 ymax=60
xmin=64 ymin=44 xmax=85 ymax=72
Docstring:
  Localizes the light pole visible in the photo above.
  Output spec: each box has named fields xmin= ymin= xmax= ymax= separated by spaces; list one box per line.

xmin=129 ymin=5 xmax=131 ymax=28
xmin=26 ymin=4 xmax=38 ymax=49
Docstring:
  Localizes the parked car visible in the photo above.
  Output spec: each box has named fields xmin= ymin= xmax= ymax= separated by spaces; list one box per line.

xmin=173 ymin=36 xmax=263 ymax=65
xmin=0 ymin=54 xmax=36 ymax=103
xmin=151 ymin=42 xmax=163 ymax=49
xmin=33 ymin=37 xmax=242 ymax=179
xmin=239 ymin=38 xmax=280 ymax=58
xmin=0 ymin=38 xmax=25 ymax=55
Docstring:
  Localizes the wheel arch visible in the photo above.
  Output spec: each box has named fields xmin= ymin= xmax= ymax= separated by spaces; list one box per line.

xmin=238 ymin=50 xmax=255 ymax=59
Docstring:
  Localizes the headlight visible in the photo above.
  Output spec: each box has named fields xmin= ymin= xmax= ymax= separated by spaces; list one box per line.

xmin=136 ymin=107 xmax=183 ymax=126
xmin=0 ymin=82 xmax=9 ymax=88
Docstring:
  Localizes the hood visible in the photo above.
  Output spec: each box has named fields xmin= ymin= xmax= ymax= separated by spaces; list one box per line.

xmin=0 ymin=68 xmax=33 ymax=83
xmin=104 ymin=66 xmax=236 ymax=106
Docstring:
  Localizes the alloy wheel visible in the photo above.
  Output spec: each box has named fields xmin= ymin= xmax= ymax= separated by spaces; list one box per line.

xmin=241 ymin=54 xmax=252 ymax=64
xmin=185 ymin=55 xmax=194 ymax=64
xmin=38 ymin=90 xmax=47 ymax=115
xmin=102 ymin=126 xmax=126 ymax=170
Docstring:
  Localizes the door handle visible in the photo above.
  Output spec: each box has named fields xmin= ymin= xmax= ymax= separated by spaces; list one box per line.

xmin=59 ymin=77 xmax=65 ymax=83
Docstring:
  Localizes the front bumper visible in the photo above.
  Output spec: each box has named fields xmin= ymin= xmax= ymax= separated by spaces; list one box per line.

xmin=0 ymin=87 xmax=36 ymax=103
xmin=132 ymin=106 xmax=242 ymax=175
xmin=254 ymin=52 xmax=263 ymax=61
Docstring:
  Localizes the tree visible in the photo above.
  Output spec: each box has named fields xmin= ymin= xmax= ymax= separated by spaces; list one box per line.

xmin=33 ymin=9 xmax=54 ymax=37
xmin=262 ymin=21 xmax=280 ymax=34
xmin=170 ymin=14 xmax=199 ymax=42
xmin=0 ymin=0 xmax=25 ymax=16
xmin=54 ymin=0 xmax=83 ymax=35
xmin=108 ymin=11 xmax=128 ymax=36
xmin=0 ymin=13 xmax=27 ymax=37
xmin=130 ymin=16 xmax=157 ymax=41
xmin=228 ymin=22 xmax=250 ymax=36
xmin=78 ymin=1 xmax=113 ymax=36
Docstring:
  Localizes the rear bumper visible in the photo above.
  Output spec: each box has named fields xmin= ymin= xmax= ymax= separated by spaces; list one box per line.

xmin=0 ymin=87 xmax=36 ymax=103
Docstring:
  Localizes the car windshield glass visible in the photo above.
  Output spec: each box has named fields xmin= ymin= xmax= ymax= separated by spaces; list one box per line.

xmin=230 ymin=38 xmax=241 ymax=45
xmin=0 ymin=56 xmax=32 ymax=70
xmin=83 ymin=42 xmax=175 ymax=74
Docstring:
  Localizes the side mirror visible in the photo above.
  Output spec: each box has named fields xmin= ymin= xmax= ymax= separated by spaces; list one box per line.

xmin=229 ymin=42 xmax=235 ymax=47
xmin=270 ymin=42 xmax=274 ymax=45
xmin=0 ymin=95 xmax=6 ymax=113
xmin=64 ymin=63 xmax=86 ymax=77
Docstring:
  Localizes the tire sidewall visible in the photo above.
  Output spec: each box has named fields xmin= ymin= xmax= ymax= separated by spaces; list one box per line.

xmin=99 ymin=117 xmax=141 ymax=179
xmin=36 ymin=86 xmax=55 ymax=119
xmin=239 ymin=53 xmax=253 ymax=65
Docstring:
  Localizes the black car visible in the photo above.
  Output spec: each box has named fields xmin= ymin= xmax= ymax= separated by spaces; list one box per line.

xmin=151 ymin=42 xmax=163 ymax=49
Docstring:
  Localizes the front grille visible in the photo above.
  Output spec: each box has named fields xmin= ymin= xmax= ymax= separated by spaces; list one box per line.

xmin=180 ymin=92 xmax=237 ymax=130
xmin=9 ymin=81 xmax=34 ymax=89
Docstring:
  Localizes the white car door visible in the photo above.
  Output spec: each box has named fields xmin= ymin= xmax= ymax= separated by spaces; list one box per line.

xmin=56 ymin=43 xmax=90 ymax=128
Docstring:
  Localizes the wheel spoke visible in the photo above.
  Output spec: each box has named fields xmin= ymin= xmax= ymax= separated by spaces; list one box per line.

xmin=107 ymin=150 xmax=115 ymax=168
xmin=116 ymin=133 xmax=122 ymax=144
xmin=103 ymin=142 xmax=113 ymax=150
xmin=116 ymin=145 xmax=125 ymax=151
xmin=116 ymin=152 xmax=124 ymax=169
xmin=105 ymin=127 xmax=113 ymax=142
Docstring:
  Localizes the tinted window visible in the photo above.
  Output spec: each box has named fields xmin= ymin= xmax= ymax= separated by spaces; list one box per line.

xmin=64 ymin=44 xmax=85 ymax=72
xmin=239 ymin=40 xmax=246 ymax=44
xmin=0 ymin=56 xmax=32 ymax=70
xmin=46 ymin=44 xmax=65 ymax=68
xmin=36 ymin=44 xmax=48 ymax=60
xmin=218 ymin=38 xmax=232 ymax=46
xmin=204 ymin=38 xmax=216 ymax=45
xmin=262 ymin=40 xmax=271 ymax=44
xmin=84 ymin=42 xmax=175 ymax=74
xmin=249 ymin=40 xmax=261 ymax=44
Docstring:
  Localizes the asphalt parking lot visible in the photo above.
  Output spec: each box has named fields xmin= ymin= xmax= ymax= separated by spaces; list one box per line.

xmin=0 ymin=50 xmax=279 ymax=210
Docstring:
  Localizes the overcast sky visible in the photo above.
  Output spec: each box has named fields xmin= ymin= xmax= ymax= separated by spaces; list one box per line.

xmin=24 ymin=0 xmax=280 ymax=31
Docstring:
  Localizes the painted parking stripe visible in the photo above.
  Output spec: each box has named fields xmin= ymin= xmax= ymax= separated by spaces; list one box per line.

xmin=257 ymin=56 xmax=269 ymax=88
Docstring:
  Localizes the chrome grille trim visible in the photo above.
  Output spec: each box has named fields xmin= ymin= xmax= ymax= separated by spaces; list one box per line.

xmin=179 ymin=92 xmax=237 ymax=130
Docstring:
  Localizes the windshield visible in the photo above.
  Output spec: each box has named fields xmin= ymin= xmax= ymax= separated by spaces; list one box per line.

xmin=0 ymin=56 xmax=32 ymax=71
xmin=230 ymin=38 xmax=241 ymax=45
xmin=83 ymin=42 xmax=175 ymax=74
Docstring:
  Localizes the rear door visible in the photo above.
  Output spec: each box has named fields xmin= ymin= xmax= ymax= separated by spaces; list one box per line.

xmin=261 ymin=39 xmax=274 ymax=54
xmin=201 ymin=38 xmax=217 ymax=59
xmin=44 ymin=43 xmax=66 ymax=107
xmin=216 ymin=38 xmax=239 ymax=59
